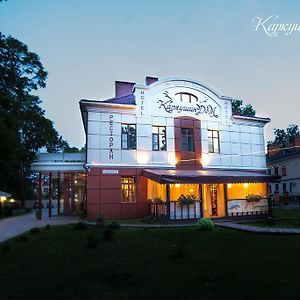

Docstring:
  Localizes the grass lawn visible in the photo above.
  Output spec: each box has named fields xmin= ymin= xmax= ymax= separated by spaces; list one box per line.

xmin=272 ymin=208 xmax=300 ymax=218
xmin=0 ymin=225 xmax=300 ymax=300
xmin=245 ymin=219 xmax=300 ymax=229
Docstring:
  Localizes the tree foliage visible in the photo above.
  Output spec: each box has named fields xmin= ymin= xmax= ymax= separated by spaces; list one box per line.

xmin=232 ymin=99 xmax=256 ymax=117
xmin=0 ymin=32 xmax=68 ymax=201
xmin=268 ymin=125 xmax=300 ymax=148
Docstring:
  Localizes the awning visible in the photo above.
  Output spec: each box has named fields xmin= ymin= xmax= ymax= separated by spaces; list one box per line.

xmin=143 ymin=169 xmax=279 ymax=184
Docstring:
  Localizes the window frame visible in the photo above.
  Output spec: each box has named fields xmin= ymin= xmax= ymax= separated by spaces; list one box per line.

xmin=152 ymin=126 xmax=167 ymax=151
xmin=175 ymin=93 xmax=198 ymax=103
xmin=121 ymin=123 xmax=137 ymax=150
xmin=181 ymin=128 xmax=194 ymax=152
xmin=121 ymin=176 xmax=136 ymax=203
xmin=282 ymin=163 xmax=286 ymax=176
xmin=208 ymin=129 xmax=220 ymax=153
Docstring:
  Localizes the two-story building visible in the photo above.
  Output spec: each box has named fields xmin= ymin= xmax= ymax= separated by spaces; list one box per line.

xmin=77 ymin=76 xmax=275 ymax=220
xmin=267 ymin=136 xmax=300 ymax=203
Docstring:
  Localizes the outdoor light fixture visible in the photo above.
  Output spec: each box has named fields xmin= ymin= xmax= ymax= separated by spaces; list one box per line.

xmin=175 ymin=183 xmax=181 ymax=187
xmin=0 ymin=196 xmax=7 ymax=202
xmin=227 ymin=184 xmax=232 ymax=188
xmin=9 ymin=198 xmax=15 ymax=203
xmin=243 ymin=183 xmax=249 ymax=188
xmin=189 ymin=188 xmax=194 ymax=193
xmin=137 ymin=152 xmax=149 ymax=164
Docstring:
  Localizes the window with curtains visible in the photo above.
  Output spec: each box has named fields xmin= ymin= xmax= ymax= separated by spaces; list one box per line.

xmin=181 ymin=128 xmax=194 ymax=152
xmin=121 ymin=176 xmax=136 ymax=203
xmin=152 ymin=126 xmax=167 ymax=151
xmin=208 ymin=129 xmax=220 ymax=153
xmin=121 ymin=124 xmax=136 ymax=149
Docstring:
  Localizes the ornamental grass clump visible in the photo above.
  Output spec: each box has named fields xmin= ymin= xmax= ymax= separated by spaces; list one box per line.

xmin=197 ymin=218 xmax=214 ymax=231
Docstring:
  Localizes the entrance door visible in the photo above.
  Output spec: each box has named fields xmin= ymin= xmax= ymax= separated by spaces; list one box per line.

xmin=209 ymin=184 xmax=218 ymax=216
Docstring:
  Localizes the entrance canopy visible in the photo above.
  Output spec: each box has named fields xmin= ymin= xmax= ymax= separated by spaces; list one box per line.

xmin=143 ymin=169 xmax=279 ymax=184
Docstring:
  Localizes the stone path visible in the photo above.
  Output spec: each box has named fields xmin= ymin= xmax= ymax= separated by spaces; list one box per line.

xmin=0 ymin=211 xmax=79 ymax=242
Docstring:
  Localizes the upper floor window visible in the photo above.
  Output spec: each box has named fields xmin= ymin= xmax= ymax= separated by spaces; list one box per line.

xmin=175 ymin=93 xmax=198 ymax=103
xmin=274 ymin=166 xmax=279 ymax=176
xmin=121 ymin=176 xmax=136 ymax=203
xmin=152 ymin=126 xmax=167 ymax=151
xmin=267 ymin=168 xmax=272 ymax=175
xmin=282 ymin=164 xmax=286 ymax=176
xmin=121 ymin=124 xmax=136 ymax=149
xmin=282 ymin=183 xmax=287 ymax=193
xmin=181 ymin=128 xmax=194 ymax=152
xmin=208 ymin=130 xmax=220 ymax=153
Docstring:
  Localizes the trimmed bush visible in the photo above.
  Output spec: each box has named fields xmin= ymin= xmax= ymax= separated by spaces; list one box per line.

xmin=108 ymin=221 xmax=120 ymax=230
xmin=96 ymin=214 xmax=105 ymax=228
xmin=197 ymin=218 xmax=214 ymax=231
xmin=45 ymin=224 xmax=51 ymax=230
xmin=102 ymin=228 xmax=114 ymax=240
xmin=73 ymin=222 xmax=87 ymax=230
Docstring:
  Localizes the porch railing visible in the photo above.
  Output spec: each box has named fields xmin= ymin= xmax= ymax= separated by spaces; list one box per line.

xmin=227 ymin=198 xmax=269 ymax=216
xmin=150 ymin=201 xmax=202 ymax=220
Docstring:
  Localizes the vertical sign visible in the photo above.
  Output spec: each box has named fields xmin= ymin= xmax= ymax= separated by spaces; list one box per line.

xmin=109 ymin=114 xmax=114 ymax=159
xmin=140 ymin=90 xmax=145 ymax=115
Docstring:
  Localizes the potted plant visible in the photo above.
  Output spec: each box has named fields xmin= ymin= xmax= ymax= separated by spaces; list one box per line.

xmin=245 ymin=193 xmax=262 ymax=202
xmin=178 ymin=194 xmax=197 ymax=206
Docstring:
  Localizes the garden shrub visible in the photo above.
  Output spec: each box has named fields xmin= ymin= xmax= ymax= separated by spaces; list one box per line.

xmin=102 ymin=227 xmax=114 ymax=240
xmin=197 ymin=218 xmax=214 ymax=231
xmin=73 ymin=222 xmax=87 ymax=230
xmin=108 ymin=221 xmax=120 ymax=230
xmin=96 ymin=214 xmax=105 ymax=228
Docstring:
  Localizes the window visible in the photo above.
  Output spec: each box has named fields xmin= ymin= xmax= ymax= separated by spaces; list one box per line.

xmin=282 ymin=164 xmax=286 ymax=176
xmin=282 ymin=183 xmax=287 ymax=193
xmin=152 ymin=126 xmax=167 ymax=151
xmin=289 ymin=182 xmax=293 ymax=193
xmin=208 ymin=130 xmax=220 ymax=153
xmin=181 ymin=128 xmax=194 ymax=152
xmin=121 ymin=176 xmax=136 ymax=203
xmin=275 ymin=184 xmax=279 ymax=192
xmin=175 ymin=93 xmax=198 ymax=103
xmin=274 ymin=166 xmax=279 ymax=176
xmin=267 ymin=168 xmax=272 ymax=175
xmin=269 ymin=185 xmax=272 ymax=194
xmin=121 ymin=124 xmax=136 ymax=149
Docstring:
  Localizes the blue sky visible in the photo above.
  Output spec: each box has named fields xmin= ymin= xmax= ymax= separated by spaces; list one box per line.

xmin=1 ymin=0 xmax=300 ymax=147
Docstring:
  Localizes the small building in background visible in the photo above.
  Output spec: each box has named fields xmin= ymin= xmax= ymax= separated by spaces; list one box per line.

xmin=267 ymin=136 xmax=300 ymax=205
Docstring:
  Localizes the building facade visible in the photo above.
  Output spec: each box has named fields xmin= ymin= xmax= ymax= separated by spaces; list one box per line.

xmin=79 ymin=76 xmax=274 ymax=220
xmin=267 ymin=137 xmax=300 ymax=202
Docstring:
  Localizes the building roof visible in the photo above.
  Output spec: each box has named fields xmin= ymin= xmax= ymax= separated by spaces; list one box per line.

xmin=82 ymin=94 xmax=135 ymax=105
xmin=267 ymin=147 xmax=300 ymax=163
xmin=143 ymin=169 xmax=279 ymax=184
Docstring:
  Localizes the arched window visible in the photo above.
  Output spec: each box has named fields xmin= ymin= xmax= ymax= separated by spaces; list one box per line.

xmin=175 ymin=93 xmax=198 ymax=103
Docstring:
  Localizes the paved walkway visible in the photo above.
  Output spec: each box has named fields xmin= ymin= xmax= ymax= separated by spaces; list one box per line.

xmin=0 ymin=211 xmax=79 ymax=242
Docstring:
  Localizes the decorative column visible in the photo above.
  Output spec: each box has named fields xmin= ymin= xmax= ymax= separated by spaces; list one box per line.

xmin=63 ymin=174 xmax=69 ymax=213
xmin=48 ymin=172 xmax=52 ymax=218
xmin=224 ymin=184 xmax=228 ymax=216
xmin=199 ymin=184 xmax=203 ymax=217
xmin=57 ymin=172 xmax=61 ymax=215
xmin=71 ymin=174 xmax=75 ymax=212
xmin=38 ymin=172 xmax=42 ymax=210
xmin=166 ymin=184 xmax=170 ymax=220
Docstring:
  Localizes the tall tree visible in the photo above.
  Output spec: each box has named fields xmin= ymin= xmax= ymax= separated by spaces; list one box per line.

xmin=0 ymin=32 xmax=67 ymax=202
xmin=232 ymin=99 xmax=256 ymax=117
xmin=268 ymin=124 xmax=300 ymax=148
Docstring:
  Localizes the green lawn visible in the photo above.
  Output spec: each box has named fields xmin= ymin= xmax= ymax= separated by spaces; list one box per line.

xmin=245 ymin=219 xmax=300 ymax=229
xmin=0 ymin=225 xmax=300 ymax=300
xmin=272 ymin=208 xmax=300 ymax=218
